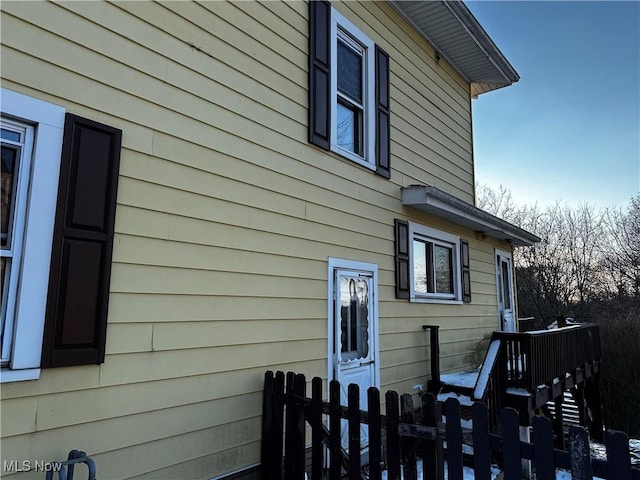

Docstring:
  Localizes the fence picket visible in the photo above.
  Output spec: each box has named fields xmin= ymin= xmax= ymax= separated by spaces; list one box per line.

xmin=568 ymin=426 xmax=592 ymax=480
xmin=386 ymin=390 xmax=401 ymax=480
xmin=293 ymin=374 xmax=306 ymax=480
xmin=272 ymin=371 xmax=285 ymax=480
xmin=284 ymin=372 xmax=296 ymax=480
xmin=471 ymin=402 xmax=491 ymax=480
xmin=348 ymin=384 xmax=361 ymax=480
xmin=444 ymin=398 xmax=463 ymax=480
xmin=329 ymin=380 xmax=342 ymax=480
xmin=532 ymin=416 xmax=555 ymax=480
xmin=421 ymin=393 xmax=443 ymax=480
xmin=368 ymin=387 xmax=382 ymax=480
xmin=501 ymin=408 xmax=521 ymax=480
xmin=606 ymin=430 xmax=632 ymax=480
xmin=261 ymin=371 xmax=638 ymax=480
xmin=401 ymin=394 xmax=418 ymax=480
xmin=261 ymin=371 xmax=275 ymax=480
xmin=310 ymin=377 xmax=323 ymax=480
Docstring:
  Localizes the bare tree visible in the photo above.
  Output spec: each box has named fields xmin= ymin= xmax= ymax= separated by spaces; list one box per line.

xmin=476 ymin=184 xmax=611 ymax=322
xmin=476 ymin=185 xmax=640 ymax=434
xmin=475 ymin=182 xmax=518 ymax=221
xmin=601 ymin=195 xmax=640 ymax=298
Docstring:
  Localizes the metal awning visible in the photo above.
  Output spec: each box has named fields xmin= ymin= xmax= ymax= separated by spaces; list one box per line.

xmin=390 ymin=1 xmax=519 ymax=96
xmin=402 ymin=185 xmax=540 ymax=246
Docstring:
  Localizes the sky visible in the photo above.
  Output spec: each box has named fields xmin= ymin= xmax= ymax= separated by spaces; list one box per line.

xmin=467 ymin=1 xmax=640 ymax=210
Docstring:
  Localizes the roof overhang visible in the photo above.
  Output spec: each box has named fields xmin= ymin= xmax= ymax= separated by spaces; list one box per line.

xmin=390 ymin=1 xmax=519 ymax=96
xmin=402 ymin=186 xmax=540 ymax=246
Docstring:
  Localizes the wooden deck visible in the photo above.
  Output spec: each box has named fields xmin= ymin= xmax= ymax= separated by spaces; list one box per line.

xmin=426 ymin=323 xmax=603 ymax=442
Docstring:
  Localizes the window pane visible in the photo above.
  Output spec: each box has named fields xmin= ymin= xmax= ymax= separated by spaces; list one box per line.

xmin=434 ymin=245 xmax=453 ymax=294
xmin=340 ymin=277 xmax=369 ymax=360
xmin=1 ymin=129 xmax=21 ymax=142
xmin=1 ymin=145 xmax=19 ymax=248
xmin=413 ymin=240 xmax=428 ymax=294
xmin=0 ymin=256 xmax=8 ymax=357
xmin=0 ymin=257 xmax=7 ymax=302
xmin=337 ymin=103 xmax=362 ymax=154
xmin=337 ymin=39 xmax=363 ymax=103
xmin=501 ymin=261 xmax=511 ymax=309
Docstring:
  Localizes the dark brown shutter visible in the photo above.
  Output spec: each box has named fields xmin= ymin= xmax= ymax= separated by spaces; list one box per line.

xmin=375 ymin=46 xmax=390 ymax=178
xmin=309 ymin=0 xmax=331 ymax=150
xmin=41 ymin=114 xmax=122 ymax=368
xmin=461 ymin=240 xmax=471 ymax=303
xmin=395 ymin=219 xmax=410 ymax=299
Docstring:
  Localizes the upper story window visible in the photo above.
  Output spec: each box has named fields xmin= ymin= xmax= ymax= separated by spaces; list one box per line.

xmin=331 ymin=11 xmax=375 ymax=167
xmin=309 ymin=2 xmax=390 ymax=178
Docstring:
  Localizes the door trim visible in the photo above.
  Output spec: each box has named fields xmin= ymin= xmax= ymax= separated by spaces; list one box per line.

xmin=495 ymin=248 xmax=516 ymax=332
xmin=327 ymin=258 xmax=380 ymax=390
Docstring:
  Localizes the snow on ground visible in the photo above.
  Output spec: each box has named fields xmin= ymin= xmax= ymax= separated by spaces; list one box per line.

xmin=590 ymin=438 xmax=640 ymax=466
xmin=555 ymin=469 xmax=603 ymax=480
xmin=379 ymin=458 xmax=501 ymax=480
xmin=378 ymin=459 xmax=605 ymax=480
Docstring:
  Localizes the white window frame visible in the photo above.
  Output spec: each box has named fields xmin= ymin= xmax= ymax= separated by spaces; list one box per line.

xmin=408 ymin=222 xmax=463 ymax=304
xmin=1 ymin=119 xmax=35 ymax=364
xmin=330 ymin=8 xmax=376 ymax=170
xmin=0 ymin=88 xmax=65 ymax=382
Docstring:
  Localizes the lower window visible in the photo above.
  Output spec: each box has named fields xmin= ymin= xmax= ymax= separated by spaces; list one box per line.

xmin=0 ymin=89 xmax=65 ymax=381
xmin=409 ymin=223 xmax=462 ymax=302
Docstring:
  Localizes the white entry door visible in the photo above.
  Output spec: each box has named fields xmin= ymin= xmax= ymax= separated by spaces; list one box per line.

xmin=495 ymin=249 xmax=516 ymax=332
xmin=328 ymin=259 xmax=378 ymax=451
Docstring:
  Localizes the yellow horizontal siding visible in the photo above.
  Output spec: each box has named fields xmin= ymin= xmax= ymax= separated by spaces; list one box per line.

xmin=0 ymin=0 xmax=508 ymax=478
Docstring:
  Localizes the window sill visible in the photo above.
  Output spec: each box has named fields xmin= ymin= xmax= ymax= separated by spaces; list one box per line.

xmin=410 ymin=297 xmax=463 ymax=305
xmin=330 ymin=146 xmax=377 ymax=172
xmin=0 ymin=368 xmax=41 ymax=383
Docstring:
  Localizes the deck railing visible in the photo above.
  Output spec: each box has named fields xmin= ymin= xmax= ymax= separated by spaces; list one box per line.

xmin=492 ymin=323 xmax=601 ymax=392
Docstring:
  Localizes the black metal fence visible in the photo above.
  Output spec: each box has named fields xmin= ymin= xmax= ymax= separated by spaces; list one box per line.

xmin=261 ymin=370 xmax=639 ymax=480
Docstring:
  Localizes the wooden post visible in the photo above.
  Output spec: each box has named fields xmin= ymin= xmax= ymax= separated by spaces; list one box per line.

xmin=284 ymin=372 xmax=297 ymax=480
xmin=532 ymin=416 xmax=555 ymax=480
xmin=421 ymin=393 xmax=443 ymax=480
xmin=368 ymin=387 xmax=382 ymax=480
xmin=347 ymin=384 xmax=361 ymax=480
xmin=567 ymin=426 xmax=592 ymax=480
xmin=385 ymin=390 xmax=401 ymax=480
xmin=423 ymin=325 xmax=440 ymax=393
xmin=310 ymin=377 xmax=323 ymax=480
xmin=401 ymin=394 xmax=417 ymax=480
xmin=444 ymin=398 xmax=463 ymax=480
xmin=293 ymin=374 xmax=306 ymax=480
xmin=471 ymin=402 xmax=491 ymax=480
xmin=501 ymin=408 xmax=522 ymax=480
xmin=261 ymin=371 xmax=275 ymax=480
xmin=605 ymin=430 xmax=632 ymax=480
xmin=329 ymin=380 xmax=342 ymax=480
xmin=272 ymin=371 xmax=286 ymax=480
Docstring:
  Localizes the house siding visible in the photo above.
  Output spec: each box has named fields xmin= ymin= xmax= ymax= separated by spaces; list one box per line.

xmin=0 ymin=1 xmax=508 ymax=478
